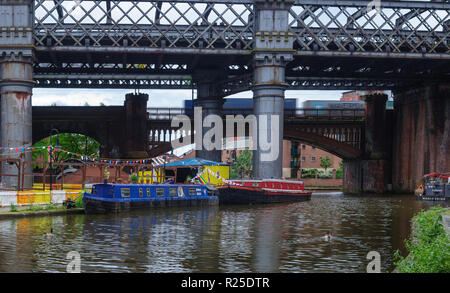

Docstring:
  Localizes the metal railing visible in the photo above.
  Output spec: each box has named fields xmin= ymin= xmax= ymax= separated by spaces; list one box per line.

xmin=0 ymin=160 xmax=167 ymax=191
xmin=147 ymin=107 xmax=366 ymax=121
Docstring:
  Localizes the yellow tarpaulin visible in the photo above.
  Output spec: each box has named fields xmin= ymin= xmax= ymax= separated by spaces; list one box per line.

xmin=17 ymin=191 xmax=51 ymax=204
xmin=196 ymin=165 xmax=230 ymax=186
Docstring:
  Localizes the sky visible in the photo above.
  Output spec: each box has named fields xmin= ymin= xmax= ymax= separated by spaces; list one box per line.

xmin=32 ymin=89 xmax=343 ymax=107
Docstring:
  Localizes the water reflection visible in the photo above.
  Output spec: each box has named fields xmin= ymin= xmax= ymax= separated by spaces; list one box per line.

xmin=0 ymin=193 xmax=445 ymax=273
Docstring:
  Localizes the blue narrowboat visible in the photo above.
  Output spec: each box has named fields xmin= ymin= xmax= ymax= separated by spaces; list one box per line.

xmin=83 ymin=183 xmax=219 ymax=214
xmin=416 ymin=173 xmax=450 ymax=201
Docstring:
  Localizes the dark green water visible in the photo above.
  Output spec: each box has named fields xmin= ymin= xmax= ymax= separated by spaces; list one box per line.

xmin=0 ymin=193 xmax=446 ymax=273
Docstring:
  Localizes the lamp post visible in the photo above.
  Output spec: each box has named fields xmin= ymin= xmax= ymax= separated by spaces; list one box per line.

xmin=49 ymin=129 xmax=60 ymax=192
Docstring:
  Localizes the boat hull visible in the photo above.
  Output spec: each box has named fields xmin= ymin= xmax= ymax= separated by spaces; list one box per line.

xmin=417 ymin=196 xmax=449 ymax=201
xmin=218 ymin=186 xmax=311 ymax=205
xmin=83 ymin=196 xmax=219 ymax=214
xmin=82 ymin=183 xmax=218 ymax=214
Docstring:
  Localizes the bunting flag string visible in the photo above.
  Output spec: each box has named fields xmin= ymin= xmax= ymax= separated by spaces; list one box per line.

xmin=190 ymin=168 xmax=208 ymax=184
xmin=0 ymin=145 xmax=162 ymax=165
xmin=0 ymin=146 xmax=47 ymax=152
xmin=58 ymin=149 xmax=155 ymax=165
xmin=0 ymin=146 xmax=48 ymax=156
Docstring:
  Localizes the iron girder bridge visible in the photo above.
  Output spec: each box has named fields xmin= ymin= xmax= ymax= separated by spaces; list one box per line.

xmin=31 ymin=0 xmax=450 ymax=93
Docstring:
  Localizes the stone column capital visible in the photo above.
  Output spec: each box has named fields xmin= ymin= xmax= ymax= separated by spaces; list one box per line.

xmin=0 ymin=0 xmax=33 ymax=4
xmin=254 ymin=0 xmax=294 ymax=10
xmin=125 ymin=92 xmax=149 ymax=102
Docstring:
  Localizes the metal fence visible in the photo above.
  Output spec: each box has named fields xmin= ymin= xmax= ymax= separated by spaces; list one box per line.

xmin=0 ymin=160 xmax=166 ymax=191
xmin=147 ymin=107 xmax=366 ymax=121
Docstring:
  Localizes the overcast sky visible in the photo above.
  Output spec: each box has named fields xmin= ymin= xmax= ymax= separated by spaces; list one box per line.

xmin=32 ymin=89 xmax=343 ymax=107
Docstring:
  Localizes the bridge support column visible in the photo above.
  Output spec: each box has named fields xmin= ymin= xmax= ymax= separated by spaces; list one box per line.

xmin=343 ymin=94 xmax=392 ymax=193
xmin=252 ymin=0 xmax=294 ymax=179
xmin=0 ymin=0 xmax=34 ymax=189
xmin=392 ymin=83 xmax=450 ymax=193
xmin=123 ymin=93 xmax=149 ymax=158
xmin=194 ymin=71 xmax=224 ymax=163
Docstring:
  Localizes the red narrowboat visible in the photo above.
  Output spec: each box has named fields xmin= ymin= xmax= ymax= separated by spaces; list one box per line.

xmin=217 ymin=179 xmax=311 ymax=204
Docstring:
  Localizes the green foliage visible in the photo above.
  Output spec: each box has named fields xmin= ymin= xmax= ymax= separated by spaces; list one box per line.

xmin=231 ymin=150 xmax=252 ymax=179
xmin=44 ymin=204 xmax=58 ymax=210
xmin=394 ymin=206 xmax=450 ymax=273
xmin=130 ymin=173 xmax=139 ymax=183
xmin=74 ymin=193 xmax=84 ymax=208
xmin=29 ymin=203 xmax=56 ymax=212
xmin=336 ymin=161 xmax=343 ymax=179
xmin=301 ymin=168 xmax=317 ymax=178
xmin=9 ymin=204 xmax=18 ymax=212
xmin=319 ymin=156 xmax=332 ymax=171
xmin=32 ymin=133 xmax=100 ymax=164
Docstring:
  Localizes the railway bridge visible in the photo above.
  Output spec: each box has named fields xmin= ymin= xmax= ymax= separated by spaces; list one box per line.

xmin=0 ymin=0 xmax=449 ymax=193
xmin=32 ymin=102 xmax=366 ymax=161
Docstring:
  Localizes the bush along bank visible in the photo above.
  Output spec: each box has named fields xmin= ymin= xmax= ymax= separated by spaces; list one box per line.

xmin=394 ymin=206 xmax=450 ymax=273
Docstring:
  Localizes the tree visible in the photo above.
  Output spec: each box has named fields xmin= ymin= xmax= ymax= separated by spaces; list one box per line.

xmin=32 ymin=133 xmax=100 ymax=163
xmin=231 ymin=149 xmax=252 ymax=179
xmin=320 ymin=156 xmax=332 ymax=172
xmin=336 ymin=161 xmax=343 ymax=179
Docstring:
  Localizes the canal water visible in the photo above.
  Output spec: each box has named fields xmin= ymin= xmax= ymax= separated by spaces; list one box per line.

xmin=0 ymin=193 xmax=447 ymax=273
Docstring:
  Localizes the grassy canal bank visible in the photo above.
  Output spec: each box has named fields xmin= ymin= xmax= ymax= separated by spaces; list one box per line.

xmin=394 ymin=206 xmax=450 ymax=273
xmin=0 ymin=194 xmax=84 ymax=220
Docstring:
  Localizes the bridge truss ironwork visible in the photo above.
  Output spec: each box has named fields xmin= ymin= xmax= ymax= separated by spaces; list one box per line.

xmin=32 ymin=0 xmax=450 ymax=92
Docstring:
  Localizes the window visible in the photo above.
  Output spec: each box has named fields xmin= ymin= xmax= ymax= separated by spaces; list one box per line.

xmin=146 ymin=188 xmax=150 ymax=197
xmin=302 ymin=157 xmax=306 ymax=162
xmin=311 ymin=146 xmax=316 ymax=150
xmin=312 ymin=157 xmax=316 ymax=162
xmin=302 ymin=145 xmax=306 ymax=150
xmin=139 ymin=188 xmax=143 ymax=197
xmin=110 ymin=189 xmax=114 ymax=196
xmin=169 ymin=188 xmax=177 ymax=197
xmin=189 ymin=188 xmax=196 ymax=196
xmin=156 ymin=188 xmax=165 ymax=197
xmin=120 ymin=188 xmax=130 ymax=197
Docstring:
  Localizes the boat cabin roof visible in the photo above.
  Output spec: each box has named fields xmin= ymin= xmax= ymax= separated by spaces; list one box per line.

xmin=424 ymin=173 xmax=450 ymax=179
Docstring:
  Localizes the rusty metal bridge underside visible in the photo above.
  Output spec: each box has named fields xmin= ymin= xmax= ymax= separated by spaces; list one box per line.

xmin=30 ymin=0 xmax=450 ymax=93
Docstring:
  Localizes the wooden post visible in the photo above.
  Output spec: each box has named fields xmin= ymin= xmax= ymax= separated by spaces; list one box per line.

xmin=82 ymin=164 xmax=86 ymax=189
xmin=18 ymin=160 xmax=23 ymax=191
xmin=100 ymin=165 xmax=104 ymax=183
xmin=61 ymin=165 xmax=64 ymax=190
xmin=43 ymin=162 xmax=47 ymax=191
